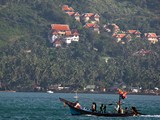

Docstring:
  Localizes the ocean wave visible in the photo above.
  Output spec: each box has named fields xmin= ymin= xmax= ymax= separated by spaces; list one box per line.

xmin=141 ymin=115 xmax=160 ymax=118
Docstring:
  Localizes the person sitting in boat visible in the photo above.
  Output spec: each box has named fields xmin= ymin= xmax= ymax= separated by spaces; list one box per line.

xmin=74 ymin=101 xmax=82 ymax=109
xmin=103 ymin=104 xmax=106 ymax=113
xmin=100 ymin=104 xmax=103 ymax=113
xmin=100 ymin=104 xmax=107 ymax=113
xmin=124 ymin=107 xmax=128 ymax=114
xmin=131 ymin=106 xmax=139 ymax=115
xmin=92 ymin=102 xmax=97 ymax=112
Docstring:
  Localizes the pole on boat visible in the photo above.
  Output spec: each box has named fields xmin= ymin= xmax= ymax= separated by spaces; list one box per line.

xmin=74 ymin=91 xmax=79 ymax=101
xmin=118 ymin=94 xmax=121 ymax=113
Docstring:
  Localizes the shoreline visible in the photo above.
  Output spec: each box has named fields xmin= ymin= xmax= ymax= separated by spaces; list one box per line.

xmin=0 ymin=90 xmax=159 ymax=96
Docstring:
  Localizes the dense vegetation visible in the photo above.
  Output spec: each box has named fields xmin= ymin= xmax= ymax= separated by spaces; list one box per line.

xmin=0 ymin=0 xmax=160 ymax=92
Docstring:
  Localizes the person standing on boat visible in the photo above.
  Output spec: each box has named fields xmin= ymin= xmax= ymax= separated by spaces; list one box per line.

xmin=117 ymin=89 xmax=127 ymax=114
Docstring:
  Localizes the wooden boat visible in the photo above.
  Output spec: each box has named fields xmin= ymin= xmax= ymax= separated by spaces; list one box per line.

xmin=59 ymin=98 xmax=142 ymax=117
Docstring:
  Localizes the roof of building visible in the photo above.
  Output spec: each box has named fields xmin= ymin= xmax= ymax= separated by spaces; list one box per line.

xmin=128 ymin=30 xmax=137 ymax=34
xmin=65 ymin=31 xmax=72 ymax=36
xmin=145 ymin=33 xmax=157 ymax=38
xmin=84 ymin=23 xmax=99 ymax=28
xmin=51 ymin=24 xmax=70 ymax=31
xmin=83 ymin=13 xmax=94 ymax=17
xmin=116 ymin=33 xmax=126 ymax=38
xmin=62 ymin=5 xmax=74 ymax=11
xmin=127 ymin=30 xmax=141 ymax=35
xmin=72 ymin=30 xmax=79 ymax=35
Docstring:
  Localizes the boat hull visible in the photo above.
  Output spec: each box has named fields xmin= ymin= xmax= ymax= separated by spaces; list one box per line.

xmin=59 ymin=98 xmax=140 ymax=117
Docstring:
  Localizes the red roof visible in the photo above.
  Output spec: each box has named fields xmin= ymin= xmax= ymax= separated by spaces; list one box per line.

xmin=51 ymin=24 xmax=70 ymax=31
xmin=84 ymin=13 xmax=94 ymax=17
xmin=128 ymin=30 xmax=137 ymax=34
xmin=116 ymin=34 xmax=126 ymax=38
xmin=62 ymin=5 xmax=74 ymax=11
xmin=145 ymin=33 xmax=157 ymax=38
xmin=72 ymin=30 xmax=79 ymax=35
xmin=84 ymin=23 xmax=95 ymax=28
xmin=128 ymin=30 xmax=141 ymax=35
xmin=84 ymin=23 xmax=99 ymax=28
xmin=65 ymin=31 xmax=72 ymax=36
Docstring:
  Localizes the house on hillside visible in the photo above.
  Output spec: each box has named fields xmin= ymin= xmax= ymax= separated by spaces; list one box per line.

xmin=132 ymin=49 xmax=152 ymax=56
xmin=53 ymin=39 xmax=62 ymax=48
xmin=50 ymin=24 xmax=80 ymax=46
xmin=112 ymin=24 xmax=120 ymax=35
xmin=104 ymin=23 xmax=120 ymax=36
xmin=84 ymin=23 xmax=100 ymax=34
xmin=62 ymin=5 xmax=74 ymax=12
xmin=51 ymin=24 xmax=71 ymax=36
xmin=144 ymin=33 xmax=158 ymax=44
xmin=66 ymin=11 xmax=81 ymax=22
xmin=64 ymin=30 xmax=80 ymax=44
xmin=127 ymin=30 xmax=141 ymax=38
xmin=115 ymin=33 xmax=126 ymax=43
xmin=82 ymin=13 xmax=100 ymax=23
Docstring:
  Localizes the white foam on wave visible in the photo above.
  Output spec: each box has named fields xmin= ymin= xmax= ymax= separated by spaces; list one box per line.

xmin=141 ymin=115 xmax=160 ymax=118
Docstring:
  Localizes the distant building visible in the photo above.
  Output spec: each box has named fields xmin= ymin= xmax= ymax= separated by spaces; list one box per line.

xmin=53 ymin=39 xmax=62 ymax=48
xmin=62 ymin=5 xmax=74 ymax=12
xmin=127 ymin=30 xmax=141 ymax=38
xmin=84 ymin=85 xmax=96 ymax=92
xmin=84 ymin=23 xmax=100 ymax=34
xmin=130 ymin=87 xmax=142 ymax=93
xmin=82 ymin=13 xmax=100 ymax=23
xmin=144 ymin=33 xmax=158 ymax=44
xmin=66 ymin=12 xmax=81 ymax=22
xmin=115 ymin=33 xmax=126 ymax=42
xmin=50 ymin=24 xmax=80 ymax=46
xmin=51 ymin=24 xmax=71 ymax=36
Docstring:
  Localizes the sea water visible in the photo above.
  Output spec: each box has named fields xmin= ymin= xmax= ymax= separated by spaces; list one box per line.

xmin=0 ymin=92 xmax=159 ymax=120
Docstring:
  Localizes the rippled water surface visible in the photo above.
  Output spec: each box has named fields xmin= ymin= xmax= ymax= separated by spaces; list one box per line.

xmin=0 ymin=92 xmax=159 ymax=120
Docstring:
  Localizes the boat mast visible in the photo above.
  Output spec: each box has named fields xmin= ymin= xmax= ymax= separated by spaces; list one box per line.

xmin=118 ymin=94 xmax=121 ymax=113
xmin=74 ymin=91 xmax=79 ymax=101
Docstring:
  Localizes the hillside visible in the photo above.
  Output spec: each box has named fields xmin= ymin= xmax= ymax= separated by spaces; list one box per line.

xmin=0 ymin=0 xmax=160 ymax=93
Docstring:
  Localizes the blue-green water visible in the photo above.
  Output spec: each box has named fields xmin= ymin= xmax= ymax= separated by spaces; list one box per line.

xmin=0 ymin=92 xmax=160 ymax=120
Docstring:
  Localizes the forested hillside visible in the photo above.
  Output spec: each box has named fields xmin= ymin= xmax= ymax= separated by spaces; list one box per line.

xmin=0 ymin=0 xmax=160 ymax=92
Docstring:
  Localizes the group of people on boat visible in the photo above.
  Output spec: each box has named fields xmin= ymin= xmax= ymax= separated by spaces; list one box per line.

xmin=74 ymin=100 xmax=139 ymax=115
xmin=72 ymin=89 xmax=140 ymax=116
xmin=91 ymin=102 xmax=107 ymax=113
